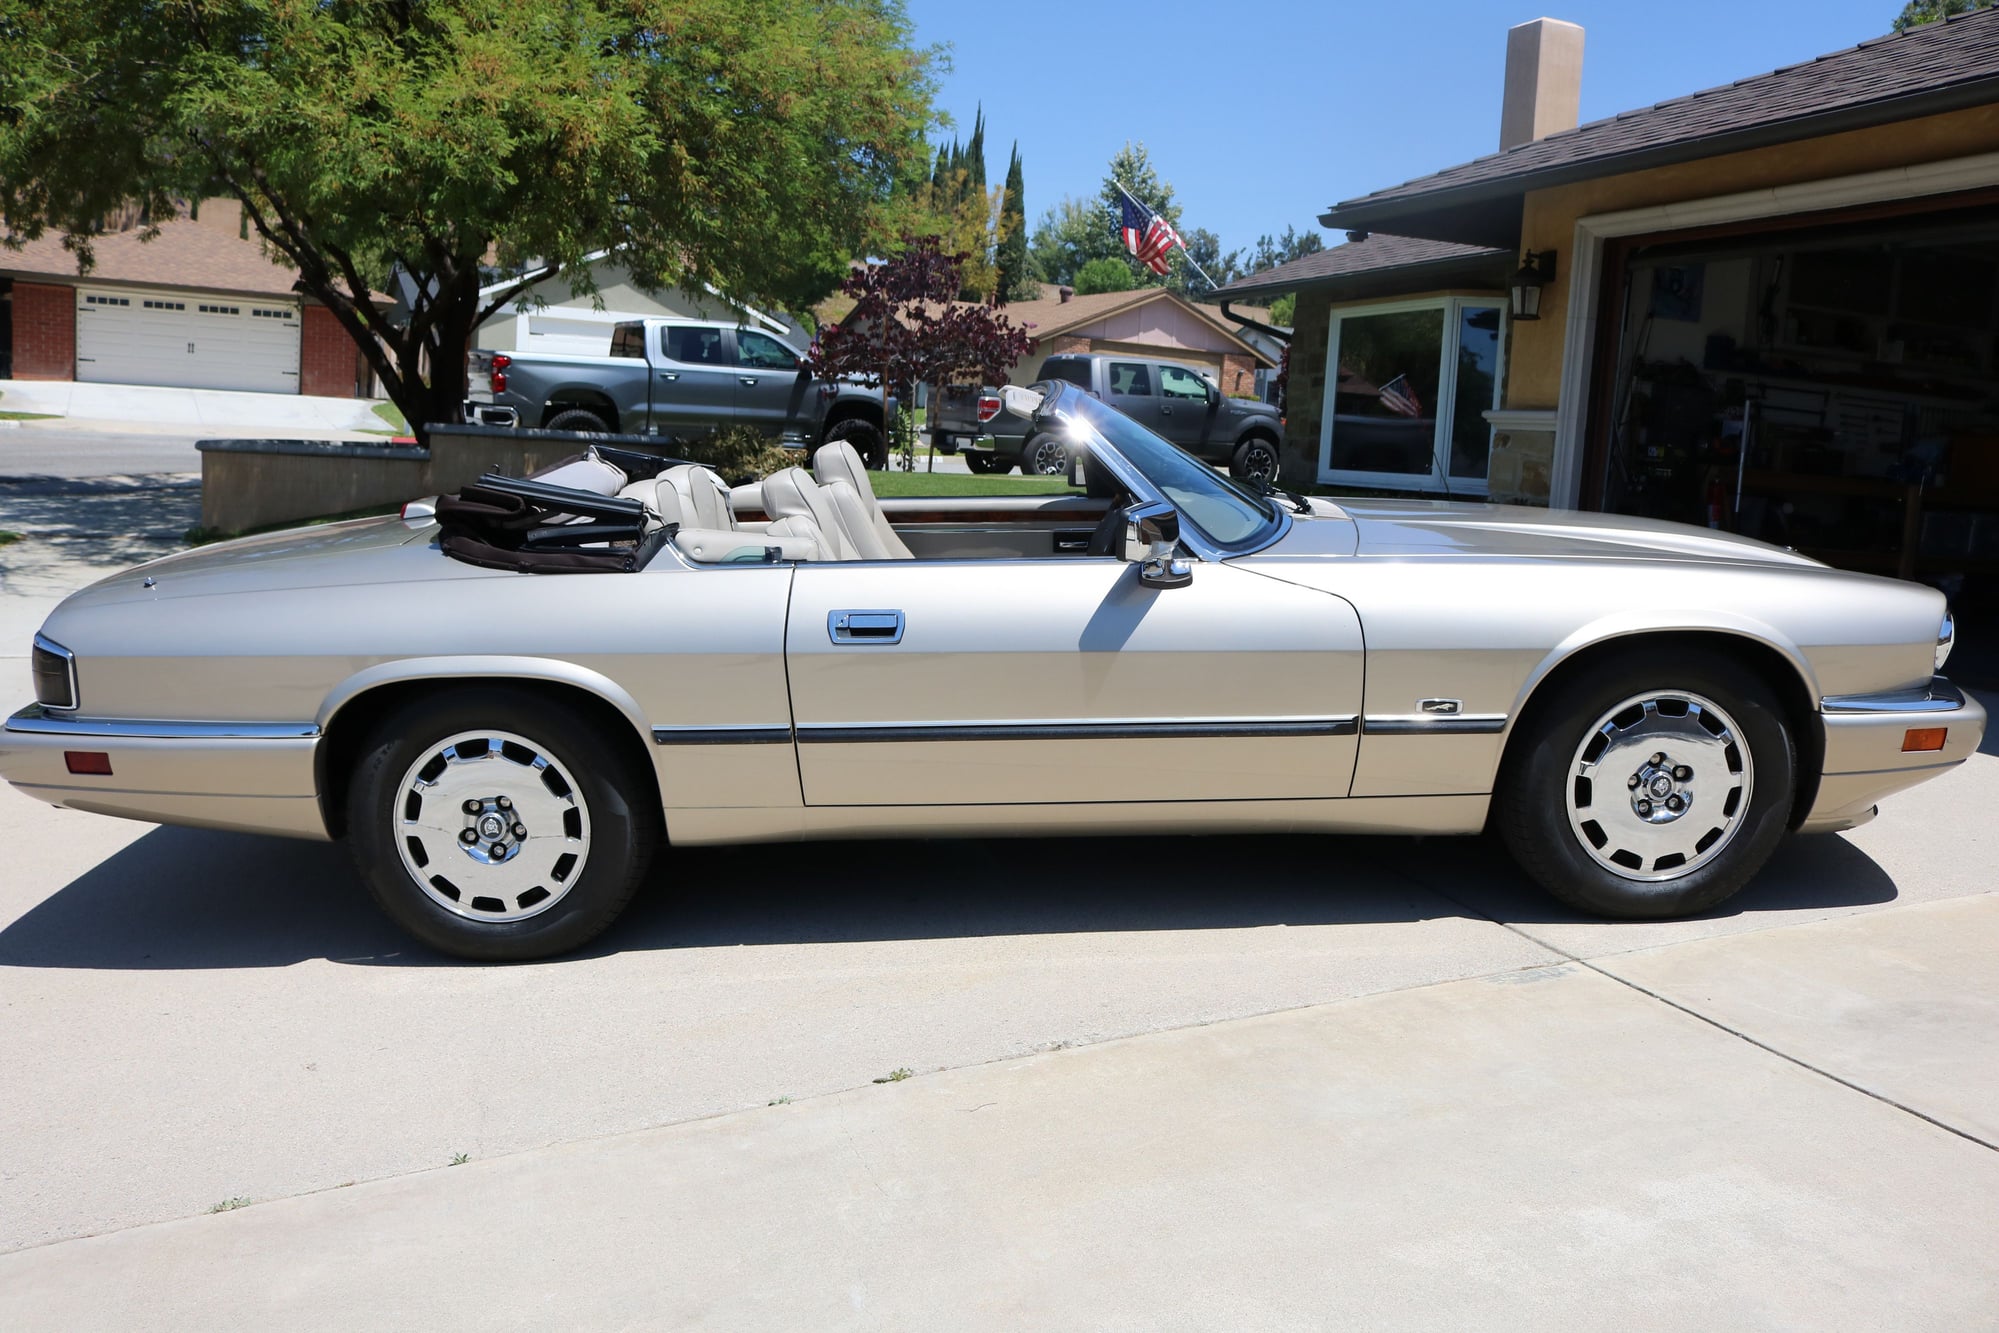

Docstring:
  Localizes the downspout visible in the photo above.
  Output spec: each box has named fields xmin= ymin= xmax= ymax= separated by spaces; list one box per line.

xmin=1217 ymin=301 xmax=1291 ymax=344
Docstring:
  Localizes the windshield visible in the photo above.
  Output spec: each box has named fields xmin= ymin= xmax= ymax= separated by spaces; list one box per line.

xmin=1058 ymin=388 xmax=1280 ymax=552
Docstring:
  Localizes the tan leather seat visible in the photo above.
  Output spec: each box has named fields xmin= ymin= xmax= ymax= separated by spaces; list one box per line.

xmin=812 ymin=442 xmax=913 ymax=559
xmin=625 ymin=474 xmax=831 ymax=562
xmin=759 ymin=467 xmax=865 ymax=560
xmin=661 ymin=464 xmax=736 ymax=530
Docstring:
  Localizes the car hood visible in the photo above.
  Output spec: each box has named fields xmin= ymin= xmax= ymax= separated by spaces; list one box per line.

xmin=1261 ymin=498 xmax=1826 ymax=569
xmin=57 ymin=515 xmax=470 ymax=609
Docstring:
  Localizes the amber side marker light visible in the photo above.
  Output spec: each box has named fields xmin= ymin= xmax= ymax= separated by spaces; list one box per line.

xmin=1902 ymin=728 xmax=1948 ymax=753
xmin=64 ymin=751 xmax=113 ymax=775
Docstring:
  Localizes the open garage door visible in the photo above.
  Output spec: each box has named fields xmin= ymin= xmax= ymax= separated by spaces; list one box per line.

xmin=75 ymin=287 xmax=301 ymax=393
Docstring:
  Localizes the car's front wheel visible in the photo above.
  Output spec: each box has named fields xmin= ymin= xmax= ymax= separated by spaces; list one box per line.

xmin=345 ymin=687 xmax=660 ymax=960
xmin=1495 ymin=649 xmax=1795 ymax=918
xmin=1230 ymin=435 xmax=1280 ymax=485
xmin=1021 ymin=433 xmax=1070 ymax=476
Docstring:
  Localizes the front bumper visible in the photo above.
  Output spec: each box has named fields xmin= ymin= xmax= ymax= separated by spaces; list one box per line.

xmin=1799 ymin=677 xmax=1986 ymax=833
xmin=0 ymin=704 xmax=330 ymax=840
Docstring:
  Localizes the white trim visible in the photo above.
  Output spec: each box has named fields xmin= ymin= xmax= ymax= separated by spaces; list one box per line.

xmin=1319 ymin=295 xmax=1505 ymax=495
xmin=1550 ymin=149 xmax=1999 ymax=510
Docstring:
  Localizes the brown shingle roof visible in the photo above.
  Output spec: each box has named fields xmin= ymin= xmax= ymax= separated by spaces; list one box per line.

xmin=999 ymin=286 xmax=1272 ymax=364
xmin=1212 ymin=234 xmax=1510 ymax=300
xmin=1323 ymin=8 xmax=1999 ymax=245
xmin=1 ymin=214 xmax=304 ymax=298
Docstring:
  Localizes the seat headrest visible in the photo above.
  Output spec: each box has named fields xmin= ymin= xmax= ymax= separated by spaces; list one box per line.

xmin=759 ymin=466 xmax=818 ymax=521
xmin=618 ymin=477 xmax=684 ymax=527
xmin=812 ymin=441 xmax=871 ymax=498
xmin=662 ymin=463 xmax=733 ymax=529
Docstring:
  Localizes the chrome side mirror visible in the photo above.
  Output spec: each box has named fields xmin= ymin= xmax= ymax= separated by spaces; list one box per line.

xmin=1118 ymin=501 xmax=1192 ymax=589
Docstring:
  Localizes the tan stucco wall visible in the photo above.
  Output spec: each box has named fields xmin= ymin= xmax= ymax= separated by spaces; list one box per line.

xmin=1504 ymin=103 xmax=1999 ymax=411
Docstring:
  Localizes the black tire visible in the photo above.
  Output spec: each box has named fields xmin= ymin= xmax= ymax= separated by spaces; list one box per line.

xmin=1494 ymin=648 xmax=1795 ymax=919
xmin=544 ymin=407 xmax=611 ymax=434
xmin=825 ymin=418 xmax=887 ymax=470
xmin=1230 ymin=434 xmax=1280 ymax=485
xmin=344 ymin=686 xmax=661 ymax=961
xmin=964 ymin=452 xmax=1006 ymax=475
xmin=930 ymin=431 xmax=959 ymax=457
xmin=1021 ymin=433 xmax=1070 ymax=477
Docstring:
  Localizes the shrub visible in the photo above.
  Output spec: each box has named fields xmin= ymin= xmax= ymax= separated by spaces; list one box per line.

xmin=672 ymin=426 xmax=799 ymax=485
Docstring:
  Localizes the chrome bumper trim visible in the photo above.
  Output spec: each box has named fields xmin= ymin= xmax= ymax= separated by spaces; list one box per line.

xmin=653 ymin=725 xmax=794 ymax=746
xmin=1820 ymin=678 xmax=1966 ymax=715
xmin=5 ymin=704 xmax=320 ymax=740
xmin=796 ymin=716 xmax=1358 ymax=744
xmin=1363 ymin=714 xmax=1508 ymax=736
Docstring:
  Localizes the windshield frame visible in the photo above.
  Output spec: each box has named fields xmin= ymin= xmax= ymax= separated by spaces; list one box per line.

xmin=1032 ymin=381 xmax=1289 ymax=560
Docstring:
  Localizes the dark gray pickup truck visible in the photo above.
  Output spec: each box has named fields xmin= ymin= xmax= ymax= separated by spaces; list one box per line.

xmin=930 ymin=352 xmax=1283 ymax=482
xmin=466 ymin=317 xmax=896 ymax=466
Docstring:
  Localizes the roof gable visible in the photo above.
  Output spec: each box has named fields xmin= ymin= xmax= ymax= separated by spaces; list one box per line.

xmin=1 ymin=210 xmax=307 ymax=299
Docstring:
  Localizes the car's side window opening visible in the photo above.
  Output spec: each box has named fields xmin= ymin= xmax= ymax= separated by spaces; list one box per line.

xmin=1159 ymin=365 xmax=1208 ymax=400
xmin=1109 ymin=363 xmax=1151 ymax=397
xmin=663 ymin=325 xmax=726 ymax=365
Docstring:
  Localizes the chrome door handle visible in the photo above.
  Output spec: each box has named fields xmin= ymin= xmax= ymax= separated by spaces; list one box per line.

xmin=828 ymin=609 xmax=904 ymax=644
xmin=740 ymin=376 xmax=759 ymax=386
xmin=659 ymin=371 xmax=678 ymax=381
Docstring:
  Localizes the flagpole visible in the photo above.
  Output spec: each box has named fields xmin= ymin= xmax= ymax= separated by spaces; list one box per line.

xmin=1113 ymin=179 xmax=1221 ymax=293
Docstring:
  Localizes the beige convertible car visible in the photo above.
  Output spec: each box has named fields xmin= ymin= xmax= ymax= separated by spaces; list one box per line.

xmin=2 ymin=382 xmax=1983 ymax=959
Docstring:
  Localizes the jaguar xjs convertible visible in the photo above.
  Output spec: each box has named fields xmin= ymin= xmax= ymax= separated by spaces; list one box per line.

xmin=1 ymin=382 xmax=1982 ymax=959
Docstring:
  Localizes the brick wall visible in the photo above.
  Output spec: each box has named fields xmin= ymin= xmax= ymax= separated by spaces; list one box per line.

xmin=299 ymin=303 xmax=364 ymax=397
xmin=10 ymin=282 xmax=75 ymax=380
xmin=1219 ymin=353 xmax=1256 ymax=399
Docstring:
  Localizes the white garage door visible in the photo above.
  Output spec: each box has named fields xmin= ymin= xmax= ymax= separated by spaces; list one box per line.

xmin=75 ymin=287 xmax=301 ymax=393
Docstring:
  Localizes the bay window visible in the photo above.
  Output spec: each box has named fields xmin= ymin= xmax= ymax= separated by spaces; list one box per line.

xmin=1320 ymin=296 xmax=1505 ymax=494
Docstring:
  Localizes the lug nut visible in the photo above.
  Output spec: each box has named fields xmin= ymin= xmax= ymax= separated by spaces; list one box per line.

xmin=512 ymin=824 xmax=527 ymax=840
xmin=1672 ymin=765 xmax=1692 ymax=781
xmin=463 ymin=798 xmax=482 ymax=814
xmin=1636 ymin=800 xmax=1653 ymax=816
xmin=460 ymin=829 xmax=479 ymax=845
xmin=1667 ymin=795 xmax=1684 ymax=812
xmin=1650 ymin=753 xmax=1665 ymax=766
xmin=489 ymin=843 xmax=509 ymax=858
xmin=496 ymin=796 xmax=512 ymax=810
xmin=1627 ymin=775 xmax=1641 ymax=788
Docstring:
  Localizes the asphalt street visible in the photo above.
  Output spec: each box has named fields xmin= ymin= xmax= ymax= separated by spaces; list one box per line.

xmin=0 ymin=425 xmax=206 ymax=480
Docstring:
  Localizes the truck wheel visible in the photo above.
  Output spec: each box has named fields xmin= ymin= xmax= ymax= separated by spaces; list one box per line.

xmin=1022 ymin=433 xmax=1070 ymax=477
xmin=825 ymin=418 xmax=887 ymax=470
xmin=965 ymin=453 xmax=1006 ymax=475
xmin=545 ymin=408 xmax=610 ymax=435
xmin=1230 ymin=435 xmax=1280 ymax=485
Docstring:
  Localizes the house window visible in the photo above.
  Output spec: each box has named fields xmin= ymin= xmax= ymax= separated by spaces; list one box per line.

xmin=1321 ymin=296 xmax=1504 ymax=494
xmin=85 ymin=294 xmax=130 ymax=307
xmin=251 ymin=307 xmax=295 ymax=320
xmin=143 ymin=299 xmax=186 ymax=311
xmin=197 ymin=304 xmax=241 ymax=316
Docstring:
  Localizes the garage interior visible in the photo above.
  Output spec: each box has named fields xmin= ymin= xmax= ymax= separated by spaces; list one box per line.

xmin=1594 ymin=201 xmax=1999 ymax=683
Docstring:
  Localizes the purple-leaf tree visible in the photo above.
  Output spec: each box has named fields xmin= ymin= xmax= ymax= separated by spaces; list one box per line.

xmin=809 ymin=235 xmax=1033 ymax=469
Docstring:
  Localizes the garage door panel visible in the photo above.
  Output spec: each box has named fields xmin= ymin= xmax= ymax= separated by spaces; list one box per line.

xmin=76 ymin=288 xmax=300 ymax=393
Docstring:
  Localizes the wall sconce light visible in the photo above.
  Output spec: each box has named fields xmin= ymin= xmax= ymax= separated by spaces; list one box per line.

xmin=1510 ymin=250 xmax=1557 ymax=321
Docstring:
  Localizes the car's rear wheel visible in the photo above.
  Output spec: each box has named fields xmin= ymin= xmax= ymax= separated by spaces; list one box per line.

xmin=544 ymin=407 xmax=611 ymax=434
xmin=825 ymin=418 xmax=888 ymax=470
xmin=1495 ymin=649 xmax=1795 ymax=918
xmin=1230 ymin=435 xmax=1280 ymax=485
xmin=1022 ymin=433 xmax=1070 ymax=476
xmin=345 ymin=687 xmax=660 ymax=960
xmin=964 ymin=452 xmax=1007 ymax=475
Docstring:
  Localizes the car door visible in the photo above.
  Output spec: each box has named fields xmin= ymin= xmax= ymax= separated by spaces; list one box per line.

xmin=733 ymin=327 xmax=812 ymax=438
xmin=1103 ymin=361 xmax=1163 ymax=435
xmin=649 ymin=324 xmax=738 ymax=434
xmin=1155 ymin=363 xmax=1218 ymax=451
xmin=784 ymin=556 xmax=1364 ymax=807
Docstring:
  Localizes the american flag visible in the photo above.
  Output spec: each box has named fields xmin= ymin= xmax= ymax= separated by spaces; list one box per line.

xmin=1376 ymin=373 xmax=1424 ymax=418
xmin=1116 ymin=193 xmax=1182 ymax=276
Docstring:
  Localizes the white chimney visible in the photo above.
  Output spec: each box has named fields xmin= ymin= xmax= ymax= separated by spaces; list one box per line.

xmin=1500 ymin=18 xmax=1584 ymax=151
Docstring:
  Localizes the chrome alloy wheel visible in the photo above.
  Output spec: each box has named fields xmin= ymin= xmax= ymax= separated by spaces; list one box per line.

xmin=1026 ymin=436 xmax=1068 ymax=476
xmin=392 ymin=730 xmax=592 ymax=922
xmin=1564 ymin=690 xmax=1753 ymax=882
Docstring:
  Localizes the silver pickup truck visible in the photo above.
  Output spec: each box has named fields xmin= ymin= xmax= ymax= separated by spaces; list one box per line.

xmin=466 ymin=317 xmax=896 ymax=467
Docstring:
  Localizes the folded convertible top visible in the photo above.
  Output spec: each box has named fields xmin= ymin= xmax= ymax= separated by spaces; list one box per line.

xmin=436 ymin=471 xmax=665 ymax=574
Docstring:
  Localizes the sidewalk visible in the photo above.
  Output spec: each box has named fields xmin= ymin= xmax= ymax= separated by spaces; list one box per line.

xmin=0 ymin=378 xmax=390 ymax=435
xmin=3 ymin=891 xmax=1993 ymax=1329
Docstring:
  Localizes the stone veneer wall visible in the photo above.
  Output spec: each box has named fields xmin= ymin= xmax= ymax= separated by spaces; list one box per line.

xmin=10 ymin=281 xmax=75 ymax=380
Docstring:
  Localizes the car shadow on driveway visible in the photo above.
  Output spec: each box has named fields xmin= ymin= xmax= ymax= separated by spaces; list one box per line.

xmin=0 ymin=823 xmax=1900 ymax=971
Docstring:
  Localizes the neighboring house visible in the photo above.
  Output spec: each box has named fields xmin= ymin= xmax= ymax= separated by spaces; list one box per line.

xmin=473 ymin=253 xmax=797 ymax=356
xmin=0 ymin=198 xmax=370 ymax=397
xmin=1217 ymin=12 xmax=1999 ymax=594
xmin=1000 ymin=286 xmax=1275 ymax=396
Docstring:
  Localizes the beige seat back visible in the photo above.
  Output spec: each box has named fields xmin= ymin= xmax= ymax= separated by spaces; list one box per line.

xmin=759 ymin=467 xmax=863 ymax=560
xmin=812 ymin=441 xmax=913 ymax=559
xmin=662 ymin=464 xmax=736 ymax=530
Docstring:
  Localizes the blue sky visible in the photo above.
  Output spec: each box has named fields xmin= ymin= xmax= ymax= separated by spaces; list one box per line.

xmin=903 ymin=0 xmax=1913 ymax=258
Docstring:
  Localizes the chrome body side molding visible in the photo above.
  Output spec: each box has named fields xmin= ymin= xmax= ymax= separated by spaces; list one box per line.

xmin=1820 ymin=679 xmax=1967 ymax=714
xmin=1362 ymin=714 xmax=1509 ymax=736
xmin=652 ymin=725 xmax=794 ymax=746
xmin=5 ymin=704 xmax=320 ymax=740
xmin=793 ymin=717 xmax=1359 ymax=744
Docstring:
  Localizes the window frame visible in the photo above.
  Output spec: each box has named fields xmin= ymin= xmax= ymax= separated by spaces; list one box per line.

xmin=1318 ymin=295 xmax=1505 ymax=496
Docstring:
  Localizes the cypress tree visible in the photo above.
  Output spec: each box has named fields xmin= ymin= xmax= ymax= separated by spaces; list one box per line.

xmin=994 ymin=142 xmax=1035 ymax=303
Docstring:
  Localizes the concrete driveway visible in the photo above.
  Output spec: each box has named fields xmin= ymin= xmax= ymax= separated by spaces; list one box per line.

xmin=1 ymin=705 xmax=1995 ymax=1325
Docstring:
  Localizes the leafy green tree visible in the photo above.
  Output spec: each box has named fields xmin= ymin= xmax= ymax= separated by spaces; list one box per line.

xmin=1893 ymin=0 xmax=1988 ymax=29
xmin=1269 ymin=293 xmax=1297 ymax=327
xmin=1247 ymin=226 xmax=1326 ymax=274
xmin=0 ymin=0 xmax=935 ymax=440
xmin=1097 ymin=142 xmax=1184 ymax=288
xmin=1169 ymin=228 xmax=1241 ymax=297
xmin=1073 ymin=256 xmax=1135 ymax=295
xmin=993 ymin=144 xmax=1040 ymax=303
xmin=1029 ymin=196 xmax=1115 ymax=288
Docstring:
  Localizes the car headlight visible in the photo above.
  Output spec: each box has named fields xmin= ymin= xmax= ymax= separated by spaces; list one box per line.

xmin=32 ymin=633 xmax=78 ymax=711
xmin=1937 ymin=611 xmax=1955 ymax=673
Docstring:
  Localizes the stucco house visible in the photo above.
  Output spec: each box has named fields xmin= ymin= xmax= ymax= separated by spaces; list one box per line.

xmin=1000 ymin=286 xmax=1274 ymax=396
xmin=1217 ymin=12 xmax=1999 ymax=598
xmin=471 ymin=253 xmax=799 ymax=356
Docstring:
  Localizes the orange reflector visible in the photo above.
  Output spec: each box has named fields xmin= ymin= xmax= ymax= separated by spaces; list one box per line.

xmin=64 ymin=751 xmax=113 ymax=775
xmin=1902 ymin=727 xmax=1948 ymax=753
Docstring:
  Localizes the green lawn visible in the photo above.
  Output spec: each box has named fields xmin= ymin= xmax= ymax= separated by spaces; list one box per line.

xmin=0 ymin=410 xmax=61 ymax=421
xmin=370 ymin=401 xmax=411 ymax=433
xmin=869 ymin=471 xmax=1073 ymax=498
